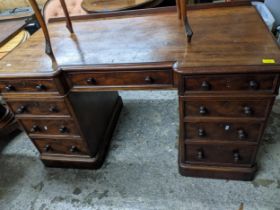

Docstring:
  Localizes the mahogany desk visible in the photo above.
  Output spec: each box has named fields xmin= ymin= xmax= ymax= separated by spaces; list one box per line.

xmin=0 ymin=5 xmax=279 ymax=180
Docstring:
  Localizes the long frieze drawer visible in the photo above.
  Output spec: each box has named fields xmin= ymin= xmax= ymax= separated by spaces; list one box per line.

xmin=68 ymin=70 xmax=172 ymax=87
xmin=183 ymin=74 xmax=278 ymax=93
xmin=183 ymin=98 xmax=272 ymax=118
xmin=185 ymin=122 xmax=263 ymax=142
xmin=8 ymin=99 xmax=70 ymax=116
xmin=0 ymin=79 xmax=58 ymax=93
xmin=33 ymin=138 xmax=89 ymax=155
xmin=185 ymin=143 xmax=256 ymax=166
xmin=20 ymin=119 xmax=80 ymax=136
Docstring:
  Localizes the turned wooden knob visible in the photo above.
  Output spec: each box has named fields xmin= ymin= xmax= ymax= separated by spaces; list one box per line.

xmin=197 ymin=149 xmax=204 ymax=160
xmin=36 ymin=84 xmax=46 ymax=91
xmin=249 ymin=80 xmax=259 ymax=90
xmin=5 ymin=84 xmax=15 ymax=91
xmin=69 ymin=145 xmax=78 ymax=153
xmin=30 ymin=125 xmax=40 ymax=132
xmin=49 ymin=105 xmax=58 ymax=113
xmin=44 ymin=144 xmax=51 ymax=152
xmin=16 ymin=105 xmax=26 ymax=114
xmin=238 ymin=130 xmax=246 ymax=140
xmin=199 ymin=106 xmax=207 ymax=115
xmin=59 ymin=126 xmax=68 ymax=133
xmin=198 ymin=128 xmax=205 ymax=137
xmin=233 ymin=152 xmax=240 ymax=163
xmin=144 ymin=76 xmax=153 ymax=84
xmin=243 ymin=106 xmax=253 ymax=115
xmin=86 ymin=78 xmax=96 ymax=84
xmin=201 ymin=81 xmax=211 ymax=91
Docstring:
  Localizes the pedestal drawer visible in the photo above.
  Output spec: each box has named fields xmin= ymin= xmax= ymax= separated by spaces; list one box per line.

xmin=183 ymin=97 xmax=272 ymax=118
xmin=185 ymin=143 xmax=256 ymax=166
xmin=33 ymin=138 xmax=89 ymax=155
xmin=68 ymin=70 xmax=172 ymax=87
xmin=0 ymin=79 xmax=58 ymax=93
xmin=183 ymin=74 xmax=277 ymax=93
xmin=185 ymin=121 xmax=263 ymax=142
xmin=20 ymin=119 xmax=80 ymax=137
xmin=8 ymin=99 xmax=70 ymax=116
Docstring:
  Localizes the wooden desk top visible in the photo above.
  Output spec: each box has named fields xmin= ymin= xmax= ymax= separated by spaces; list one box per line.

xmin=0 ymin=5 xmax=279 ymax=78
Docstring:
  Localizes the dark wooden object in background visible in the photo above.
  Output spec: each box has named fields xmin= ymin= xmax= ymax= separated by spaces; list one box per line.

xmin=0 ymin=19 xmax=27 ymax=48
xmin=0 ymin=3 xmax=279 ymax=180
xmin=82 ymin=0 xmax=164 ymax=13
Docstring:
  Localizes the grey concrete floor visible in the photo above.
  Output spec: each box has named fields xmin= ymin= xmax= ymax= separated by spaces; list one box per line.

xmin=0 ymin=91 xmax=280 ymax=210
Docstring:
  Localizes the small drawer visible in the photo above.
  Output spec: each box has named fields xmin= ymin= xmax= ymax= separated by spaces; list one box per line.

xmin=185 ymin=143 xmax=256 ymax=166
xmin=68 ymin=70 xmax=172 ymax=87
xmin=20 ymin=119 xmax=80 ymax=136
xmin=183 ymin=98 xmax=271 ymax=118
xmin=8 ymin=99 xmax=70 ymax=116
xmin=33 ymin=138 xmax=89 ymax=155
xmin=0 ymin=79 xmax=58 ymax=93
xmin=183 ymin=74 xmax=277 ymax=93
xmin=185 ymin=122 xmax=262 ymax=142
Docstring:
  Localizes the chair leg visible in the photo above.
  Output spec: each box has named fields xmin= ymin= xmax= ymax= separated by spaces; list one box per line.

xmin=28 ymin=0 xmax=56 ymax=62
xmin=176 ymin=0 xmax=182 ymax=20
xmin=59 ymin=0 xmax=74 ymax=34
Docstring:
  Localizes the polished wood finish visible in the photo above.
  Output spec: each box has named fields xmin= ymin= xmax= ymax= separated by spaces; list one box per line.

xmin=7 ymin=98 xmax=70 ymax=117
xmin=185 ymin=121 xmax=263 ymax=142
xmin=0 ymin=4 xmax=279 ymax=180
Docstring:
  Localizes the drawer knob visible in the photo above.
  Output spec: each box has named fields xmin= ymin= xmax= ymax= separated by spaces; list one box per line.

xmin=59 ymin=126 xmax=68 ymax=133
xmin=238 ymin=130 xmax=247 ymax=140
xmin=44 ymin=144 xmax=52 ymax=152
xmin=5 ymin=84 xmax=15 ymax=91
xmin=145 ymin=76 xmax=154 ymax=84
xmin=36 ymin=84 xmax=46 ymax=91
xmin=224 ymin=124 xmax=231 ymax=131
xmin=198 ymin=128 xmax=206 ymax=137
xmin=70 ymin=145 xmax=78 ymax=153
xmin=201 ymin=81 xmax=211 ymax=91
xmin=49 ymin=106 xmax=58 ymax=113
xmin=243 ymin=106 xmax=253 ymax=116
xmin=233 ymin=151 xmax=240 ymax=163
xmin=199 ymin=106 xmax=208 ymax=115
xmin=30 ymin=125 xmax=40 ymax=132
xmin=197 ymin=149 xmax=204 ymax=160
xmin=86 ymin=78 xmax=96 ymax=85
xmin=249 ymin=80 xmax=259 ymax=90
xmin=16 ymin=105 xmax=26 ymax=114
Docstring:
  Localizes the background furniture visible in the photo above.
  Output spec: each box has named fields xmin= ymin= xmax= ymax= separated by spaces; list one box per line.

xmin=81 ymin=0 xmax=164 ymax=13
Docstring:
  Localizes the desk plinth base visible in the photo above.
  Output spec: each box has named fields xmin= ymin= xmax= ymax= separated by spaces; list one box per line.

xmin=179 ymin=162 xmax=257 ymax=181
xmin=40 ymin=96 xmax=123 ymax=169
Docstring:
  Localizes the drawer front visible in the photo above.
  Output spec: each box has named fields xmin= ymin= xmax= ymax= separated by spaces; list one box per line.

xmin=184 ymin=99 xmax=271 ymax=118
xmin=185 ymin=122 xmax=262 ymax=142
xmin=8 ymin=100 xmax=70 ymax=116
xmin=68 ymin=70 xmax=172 ymax=87
xmin=0 ymin=79 xmax=58 ymax=93
xmin=185 ymin=143 xmax=256 ymax=165
xmin=33 ymin=138 xmax=89 ymax=155
xmin=183 ymin=74 xmax=277 ymax=93
xmin=20 ymin=119 xmax=80 ymax=136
